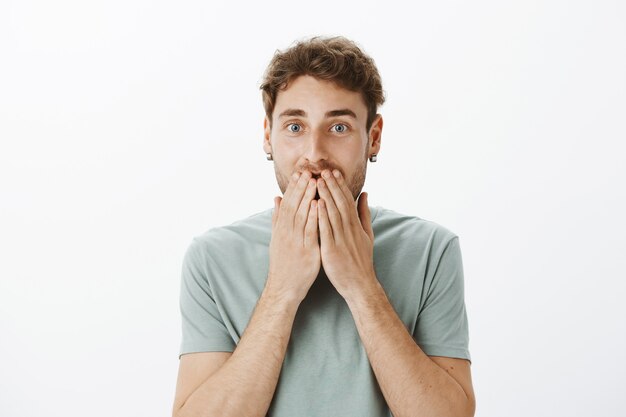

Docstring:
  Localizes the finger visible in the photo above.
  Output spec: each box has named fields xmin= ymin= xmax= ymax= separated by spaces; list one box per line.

xmin=358 ymin=192 xmax=374 ymax=241
xmin=283 ymin=171 xmax=312 ymax=226
xmin=281 ymin=171 xmax=301 ymax=204
xmin=304 ymin=199 xmax=319 ymax=248
xmin=317 ymin=197 xmax=334 ymax=245
xmin=295 ymin=177 xmax=317 ymax=233
xmin=317 ymin=177 xmax=343 ymax=242
xmin=331 ymin=169 xmax=356 ymax=205
xmin=323 ymin=170 xmax=356 ymax=231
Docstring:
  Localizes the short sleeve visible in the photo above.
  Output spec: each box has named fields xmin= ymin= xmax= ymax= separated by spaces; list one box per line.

xmin=178 ymin=238 xmax=236 ymax=359
xmin=414 ymin=236 xmax=471 ymax=363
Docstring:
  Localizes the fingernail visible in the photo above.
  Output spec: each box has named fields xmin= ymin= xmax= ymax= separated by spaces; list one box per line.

xmin=292 ymin=172 xmax=300 ymax=180
xmin=333 ymin=169 xmax=340 ymax=178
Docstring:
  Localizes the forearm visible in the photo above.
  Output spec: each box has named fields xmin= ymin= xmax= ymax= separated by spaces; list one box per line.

xmin=345 ymin=279 xmax=472 ymax=417
xmin=176 ymin=287 xmax=300 ymax=417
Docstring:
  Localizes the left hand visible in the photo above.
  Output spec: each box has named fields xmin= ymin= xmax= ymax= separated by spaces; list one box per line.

xmin=316 ymin=169 xmax=377 ymax=300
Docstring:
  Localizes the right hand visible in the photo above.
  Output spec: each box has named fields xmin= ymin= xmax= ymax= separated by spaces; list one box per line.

xmin=265 ymin=170 xmax=320 ymax=304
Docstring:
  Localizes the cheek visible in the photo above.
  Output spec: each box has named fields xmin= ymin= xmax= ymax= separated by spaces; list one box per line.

xmin=275 ymin=141 xmax=304 ymax=162
xmin=341 ymin=153 xmax=366 ymax=175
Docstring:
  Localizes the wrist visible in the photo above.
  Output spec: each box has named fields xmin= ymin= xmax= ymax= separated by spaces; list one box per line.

xmin=260 ymin=283 xmax=303 ymax=311
xmin=343 ymin=273 xmax=384 ymax=309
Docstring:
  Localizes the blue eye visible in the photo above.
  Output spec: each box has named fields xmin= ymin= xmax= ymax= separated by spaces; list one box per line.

xmin=332 ymin=124 xmax=348 ymax=133
xmin=287 ymin=123 xmax=302 ymax=133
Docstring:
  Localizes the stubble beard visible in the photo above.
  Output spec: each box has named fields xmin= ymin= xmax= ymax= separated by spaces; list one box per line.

xmin=275 ymin=155 xmax=368 ymax=204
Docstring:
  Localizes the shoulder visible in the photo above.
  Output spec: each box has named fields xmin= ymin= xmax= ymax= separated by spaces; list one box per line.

xmin=186 ymin=207 xmax=273 ymax=258
xmin=372 ymin=206 xmax=459 ymax=252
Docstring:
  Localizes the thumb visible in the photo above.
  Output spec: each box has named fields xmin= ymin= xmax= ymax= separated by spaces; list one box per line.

xmin=358 ymin=192 xmax=374 ymax=241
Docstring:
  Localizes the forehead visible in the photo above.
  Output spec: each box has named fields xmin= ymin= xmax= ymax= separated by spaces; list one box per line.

xmin=273 ymin=75 xmax=367 ymax=120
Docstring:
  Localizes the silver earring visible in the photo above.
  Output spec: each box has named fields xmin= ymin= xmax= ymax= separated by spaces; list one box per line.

xmin=266 ymin=153 xmax=273 ymax=161
xmin=369 ymin=154 xmax=377 ymax=162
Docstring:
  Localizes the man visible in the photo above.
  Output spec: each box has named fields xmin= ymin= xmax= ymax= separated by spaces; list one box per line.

xmin=172 ymin=36 xmax=475 ymax=417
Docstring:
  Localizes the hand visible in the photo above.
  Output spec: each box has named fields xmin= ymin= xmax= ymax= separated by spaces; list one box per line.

xmin=265 ymin=170 xmax=321 ymax=304
xmin=316 ymin=169 xmax=376 ymax=301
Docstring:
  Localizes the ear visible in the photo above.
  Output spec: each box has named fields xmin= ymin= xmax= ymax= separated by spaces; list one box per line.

xmin=263 ymin=116 xmax=272 ymax=155
xmin=368 ymin=114 xmax=383 ymax=156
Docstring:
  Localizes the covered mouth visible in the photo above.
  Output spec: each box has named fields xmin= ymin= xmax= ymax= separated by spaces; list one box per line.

xmin=312 ymin=173 xmax=321 ymax=200
xmin=298 ymin=171 xmax=324 ymax=199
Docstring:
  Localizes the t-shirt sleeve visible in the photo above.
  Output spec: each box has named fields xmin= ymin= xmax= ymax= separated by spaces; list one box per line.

xmin=413 ymin=236 xmax=471 ymax=363
xmin=178 ymin=237 xmax=236 ymax=359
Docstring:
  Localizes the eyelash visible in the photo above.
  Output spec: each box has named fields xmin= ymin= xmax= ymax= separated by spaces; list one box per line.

xmin=285 ymin=122 xmax=351 ymax=134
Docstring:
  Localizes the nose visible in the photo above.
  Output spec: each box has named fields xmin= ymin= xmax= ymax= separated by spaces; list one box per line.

xmin=303 ymin=128 xmax=328 ymax=165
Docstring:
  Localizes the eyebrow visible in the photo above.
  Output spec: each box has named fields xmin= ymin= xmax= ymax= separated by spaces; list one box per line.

xmin=277 ymin=108 xmax=357 ymax=119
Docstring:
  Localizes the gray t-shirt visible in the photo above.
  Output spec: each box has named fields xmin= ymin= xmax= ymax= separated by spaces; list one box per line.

xmin=178 ymin=205 xmax=471 ymax=416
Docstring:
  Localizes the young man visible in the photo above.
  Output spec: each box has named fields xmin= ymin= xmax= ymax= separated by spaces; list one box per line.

xmin=172 ymin=36 xmax=475 ymax=417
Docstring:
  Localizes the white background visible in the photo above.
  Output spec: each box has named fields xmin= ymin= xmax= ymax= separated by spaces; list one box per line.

xmin=1 ymin=0 xmax=625 ymax=416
